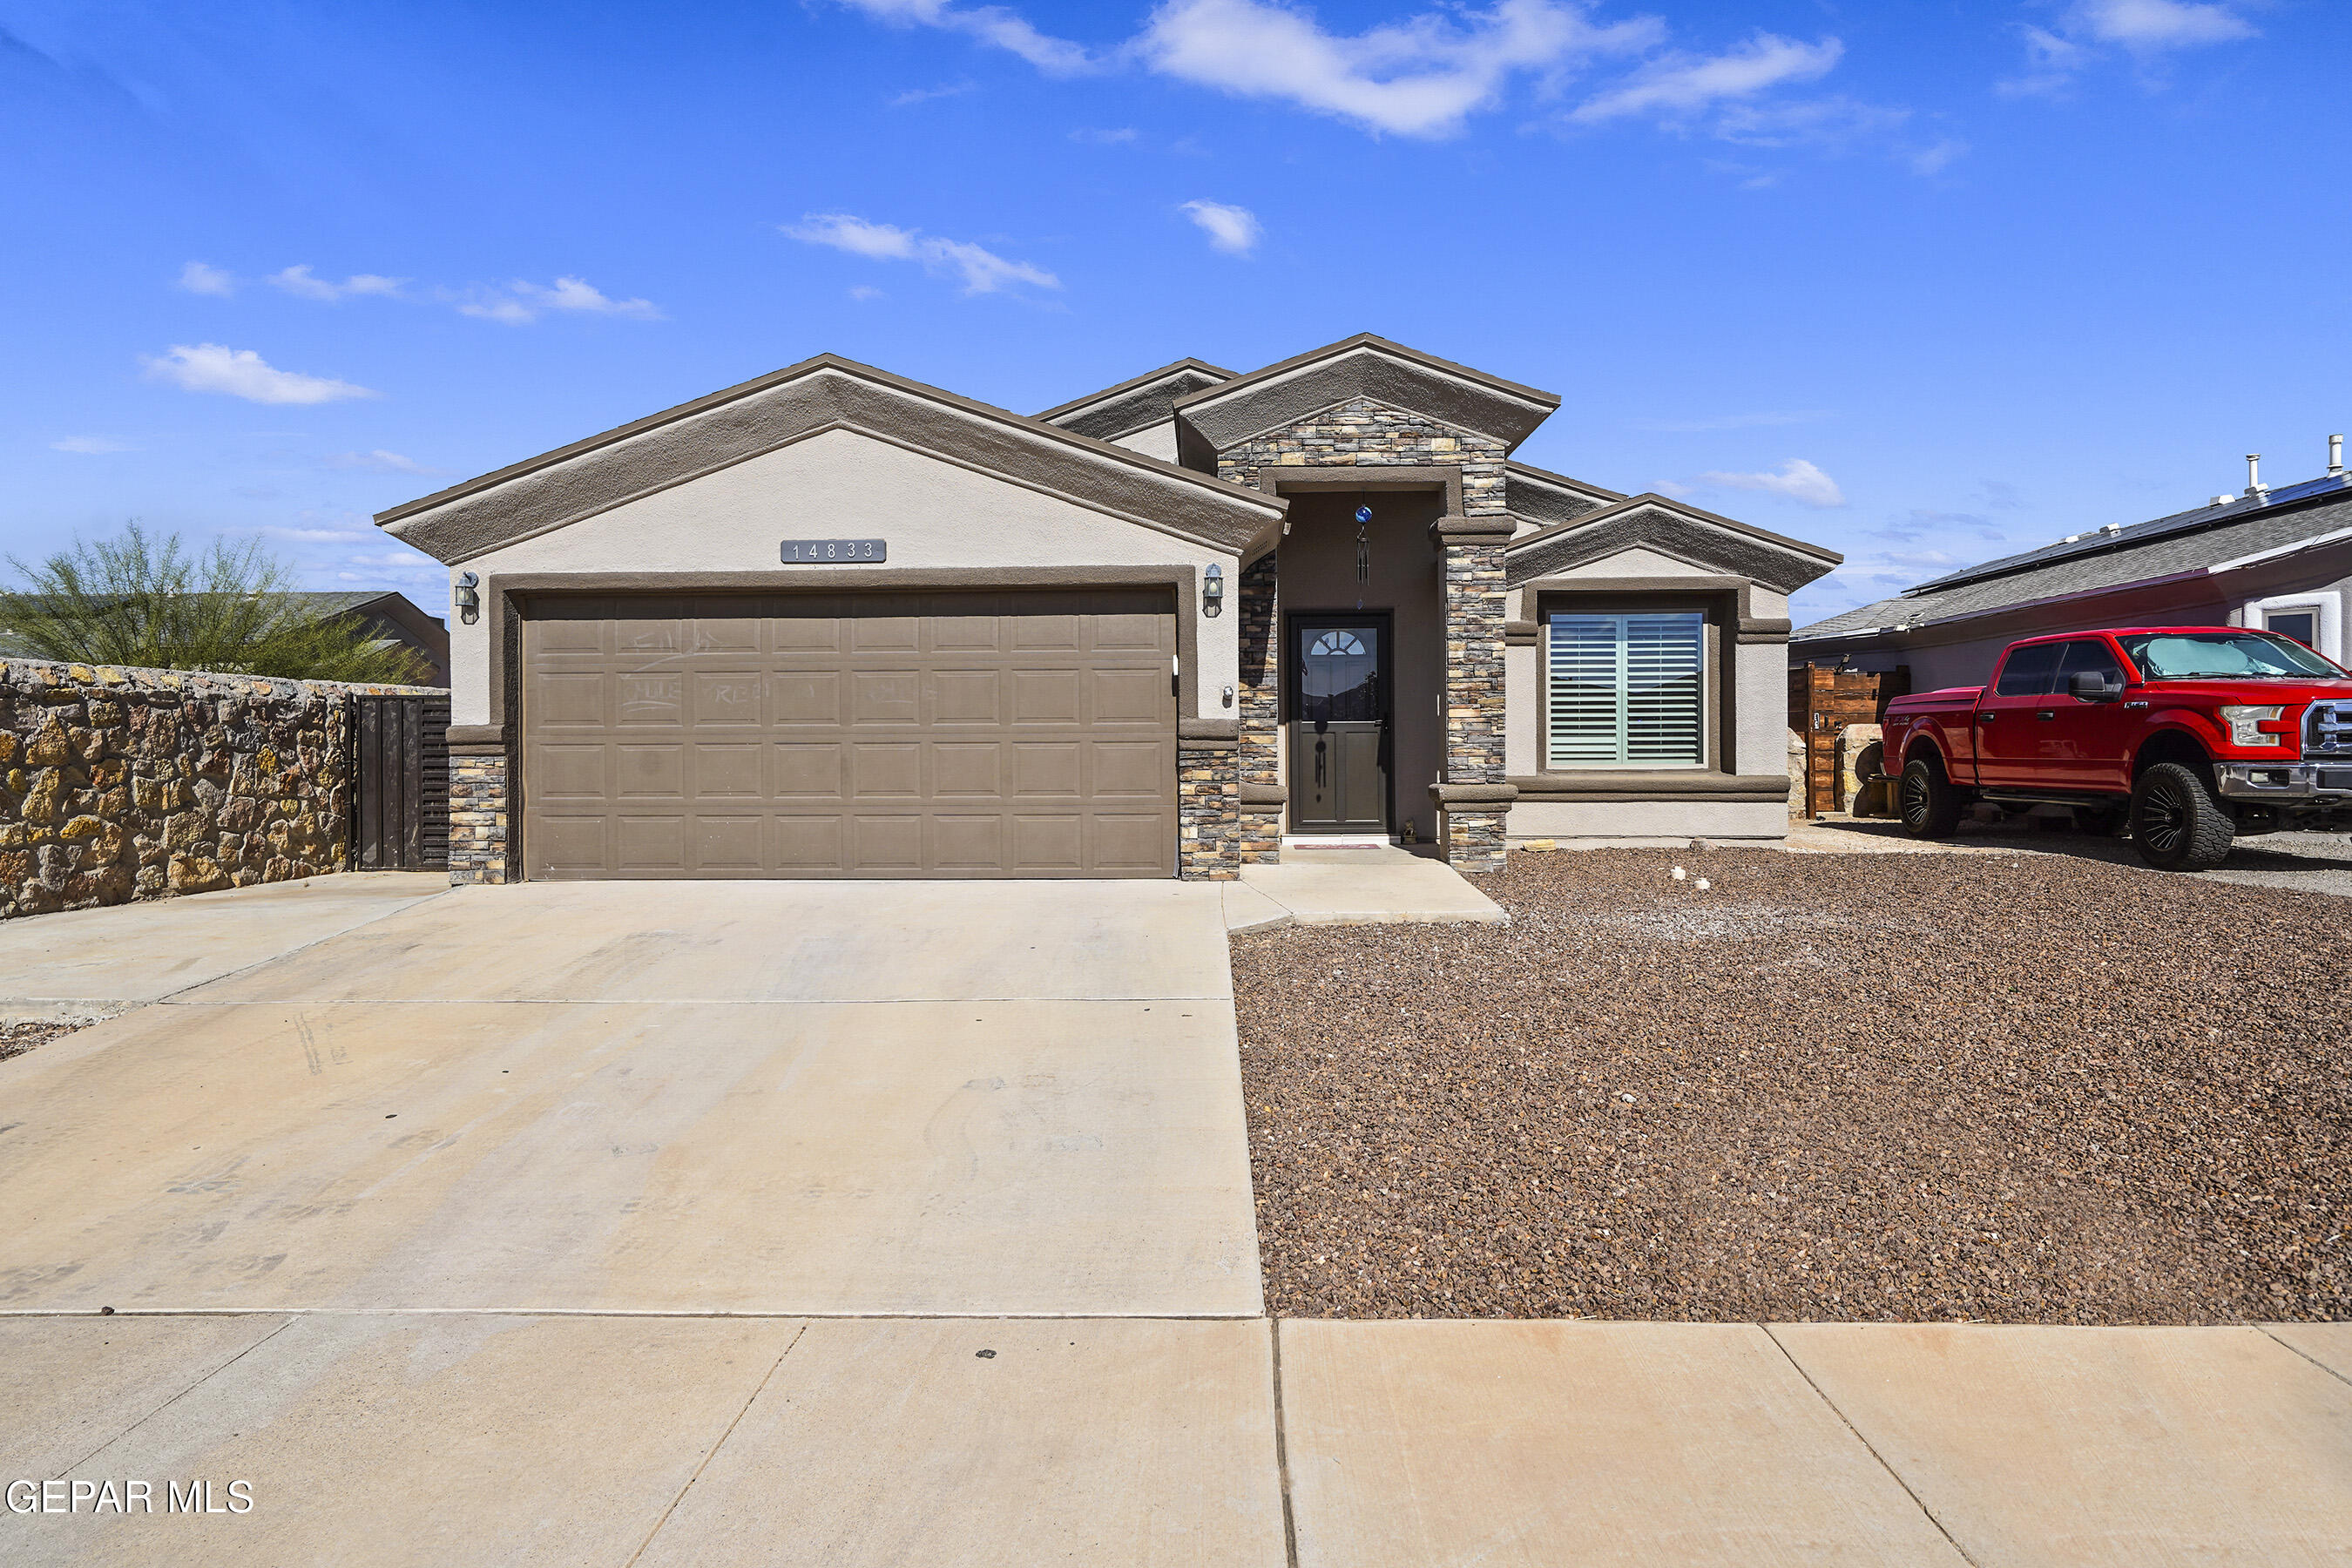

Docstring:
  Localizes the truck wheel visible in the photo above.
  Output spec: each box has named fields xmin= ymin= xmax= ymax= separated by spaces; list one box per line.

xmin=2131 ymin=761 xmax=2234 ymax=871
xmin=1899 ymin=755 xmax=1963 ymax=839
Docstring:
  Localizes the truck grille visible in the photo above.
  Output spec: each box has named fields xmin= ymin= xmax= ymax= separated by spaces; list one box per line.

xmin=2306 ymin=700 xmax=2352 ymax=758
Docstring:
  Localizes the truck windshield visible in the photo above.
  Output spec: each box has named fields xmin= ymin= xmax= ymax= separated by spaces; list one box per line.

xmin=2117 ymin=632 xmax=2345 ymax=680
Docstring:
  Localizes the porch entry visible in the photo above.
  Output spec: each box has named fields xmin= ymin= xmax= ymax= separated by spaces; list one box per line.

xmin=1288 ymin=612 xmax=1392 ymax=835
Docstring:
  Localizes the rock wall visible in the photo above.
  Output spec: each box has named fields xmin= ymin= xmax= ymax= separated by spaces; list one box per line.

xmin=0 ymin=659 xmax=444 ymax=920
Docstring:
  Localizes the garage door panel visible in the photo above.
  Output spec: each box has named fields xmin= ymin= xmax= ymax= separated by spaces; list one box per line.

xmin=1010 ymin=670 xmax=1083 ymax=726
xmin=693 ymin=672 xmax=763 ymax=726
xmin=524 ymin=591 xmax=1174 ymax=879
xmin=1094 ymin=814 xmax=1170 ymax=873
xmin=693 ymin=815 xmax=764 ymax=870
xmin=616 ymin=745 xmax=685 ymax=801
xmin=693 ymin=744 xmax=763 ymax=799
xmin=773 ymin=672 xmax=841 ymax=726
xmin=774 ymin=743 xmax=844 ymax=799
xmin=616 ymin=815 xmax=686 ymax=873
xmin=618 ymin=674 xmax=684 ymax=727
xmin=852 ymin=815 xmax=925 ymax=870
xmin=533 ymin=672 xmax=609 ymax=729
xmin=1010 ymin=742 xmax=1081 ymax=798
xmin=850 ymin=671 xmax=920 ymax=725
xmin=1089 ymin=667 xmax=1166 ymax=726
xmin=1012 ymin=814 xmax=1083 ymax=871
xmin=851 ymin=743 xmax=922 ymax=799
xmin=934 ymin=743 xmax=1004 ymax=799
xmin=1091 ymin=740 xmax=1166 ymax=800
xmin=932 ymin=814 xmax=1005 ymax=871
xmin=931 ymin=669 xmax=1003 ymax=725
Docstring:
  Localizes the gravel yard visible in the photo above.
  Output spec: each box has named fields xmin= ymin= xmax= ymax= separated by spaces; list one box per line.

xmin=0 ymin=1018 xmax=80 ymax=1064
xmin=1234 ymin=847 xmax=2352 ymax=1323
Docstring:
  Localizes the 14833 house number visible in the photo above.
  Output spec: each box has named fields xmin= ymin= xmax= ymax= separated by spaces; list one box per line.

xmin=780 ymin=538 xmax=887 ymax=563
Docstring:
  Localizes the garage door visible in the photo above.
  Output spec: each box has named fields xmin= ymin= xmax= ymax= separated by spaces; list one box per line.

xmin=520 ymin=591 xmax=1178 ymax=879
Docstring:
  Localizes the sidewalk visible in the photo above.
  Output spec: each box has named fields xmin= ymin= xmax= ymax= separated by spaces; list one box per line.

xmin=6 ymin=1315 xmax=2349 ymax=1565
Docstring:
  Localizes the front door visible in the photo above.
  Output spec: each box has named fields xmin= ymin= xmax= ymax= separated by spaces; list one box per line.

xmin=1289 ymin=618 xmax=1389 ymax=834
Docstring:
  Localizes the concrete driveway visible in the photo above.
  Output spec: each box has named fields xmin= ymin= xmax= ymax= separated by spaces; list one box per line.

xmin=0 ymin=878 xmax=1258 ymax=1317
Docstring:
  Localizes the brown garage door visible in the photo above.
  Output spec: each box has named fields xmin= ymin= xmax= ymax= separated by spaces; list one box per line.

xmin=519 ymin=591 xmax=1178 ymax=879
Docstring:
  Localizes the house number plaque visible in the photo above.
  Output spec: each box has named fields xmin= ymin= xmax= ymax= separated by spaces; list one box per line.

xmin=781 ymin=538 xmax=887 ymax=563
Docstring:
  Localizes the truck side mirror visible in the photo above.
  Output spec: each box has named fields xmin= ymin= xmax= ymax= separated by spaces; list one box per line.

xmin=2068 ymin=670 xmax=2122 ymax=701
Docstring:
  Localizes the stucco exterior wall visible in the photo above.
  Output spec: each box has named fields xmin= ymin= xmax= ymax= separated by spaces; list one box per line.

xmin=448 ymin=427 xmax=1242 ymax=727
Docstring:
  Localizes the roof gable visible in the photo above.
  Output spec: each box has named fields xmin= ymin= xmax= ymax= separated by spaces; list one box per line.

xmin=1506 ymin=460 xmax=1625 ymax=528
xmin=1172 ymin=334 xmax=1559 ymax=452
xmin=376 ymin=355 xmax=1284 ymax=564
xmin=1034 ymin=358 xmax=1235 ymax=443
xmin=1507 ymin=494 xmax=1841 ymax=594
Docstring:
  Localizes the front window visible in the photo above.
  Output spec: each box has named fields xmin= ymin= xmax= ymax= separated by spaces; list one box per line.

xmin=1546 ymin=611 xmax=1705 ymax=767
xmin=2116 ymin=631 xmax=2344 ymax=680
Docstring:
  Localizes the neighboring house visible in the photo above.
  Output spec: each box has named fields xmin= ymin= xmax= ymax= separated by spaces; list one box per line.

xmin=1791 ymin=445 xmax=2352 ymax=691
xmin=375 ymin=334 xmax=1841 ymax=886
xmin=0 ymin=589 xmax=450 ymax=687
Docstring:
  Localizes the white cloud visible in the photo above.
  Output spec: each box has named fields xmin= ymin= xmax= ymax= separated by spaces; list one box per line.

xmin=1139 ymin=0 xmax=1662 ymax=138
xmin=1180 ymin=199 xmax=1262 ymax=256
xmin=889 ymin=79 xmax=977 ymax=105
xmin=139 ymin=343 xmax=376 ymax=405
xmin=1071 ymin=125 xmax=1140 ymax=143
xmin=848 ymin=284 xmax=886 ymax=301
xmin=268 ymin=264 xmax=407 ymax=302
xmin=1694 ymin=457 xmax=1845 ymax=508
xmin=2073 ymin=0 xmax=2254 ymax=50
xmin=176 ymin=260 xmax=236 ymax=296
xmin=2001 ymin=3 xmax=2253 ymax=94
xmin=1571 ymin=32 xmax=1842 ymax=124
xmin=1909 ymin=138 xmax=1969 ymax=176
xmin=840 ymin=0 xmax=1097 ymax=77
xmin=456 ymin=276 xmax=664 ymax=324
xmin=784 ymin=213 xmax=1059 ymax=294
xmin=51 ymin=436 xmax=138 ymax=454
xmin=325 ymin=449 xmax=440 ymax=475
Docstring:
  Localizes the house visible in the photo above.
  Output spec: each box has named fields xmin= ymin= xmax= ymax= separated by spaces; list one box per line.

xmin=0 ymin=590 xmax=449 ymax=686
xmin=1791 ymin=442 xmax=2352 ymax=690
xmin=374 ymin=335 xmax=1841 ymax=885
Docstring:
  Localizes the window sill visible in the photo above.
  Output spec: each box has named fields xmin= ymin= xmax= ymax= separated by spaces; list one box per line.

xmin=1508 ymin=771 xmax=1790 ymax=802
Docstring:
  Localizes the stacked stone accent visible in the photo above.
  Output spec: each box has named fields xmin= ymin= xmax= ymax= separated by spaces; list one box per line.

xmin=1214 ymin=395 xmax=1515 ymax=872
xmin=448 ymin=750 xmax=509 ymax=885
xmin=0 ymin=659 xmax=442 ymax=920
xmin=1233 ymin=554 xmax=1284 ymax=863
xmin=1176 ymin=730 xmax=1239 ymax=880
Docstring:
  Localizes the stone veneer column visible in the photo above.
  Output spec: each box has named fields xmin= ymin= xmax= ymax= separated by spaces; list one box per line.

xmin=1432 ymin=517 xmax=1517 ymax=874
xmin=447 ymin=744 xmax=509 ymax=885
xmin=1176 ymin=721 xmax=1240 ymax=880
xmin=1233 ymin=553 xmax=1283 ymax=864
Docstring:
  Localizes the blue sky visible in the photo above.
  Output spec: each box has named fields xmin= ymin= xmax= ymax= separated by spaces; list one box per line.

xmin=3 ymin=0 xmax=2344 ymax=625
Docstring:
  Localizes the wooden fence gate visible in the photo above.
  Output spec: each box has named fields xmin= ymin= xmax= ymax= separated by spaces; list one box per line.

xmin=350 ymin=694 xmax=449 ymax=870
xmin=1788 ymin=665 xmax=1908 ymax=818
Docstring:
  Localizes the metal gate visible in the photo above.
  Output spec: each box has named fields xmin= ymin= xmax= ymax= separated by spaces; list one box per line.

xmin=351 ymin=694 xmax=450 ymax=870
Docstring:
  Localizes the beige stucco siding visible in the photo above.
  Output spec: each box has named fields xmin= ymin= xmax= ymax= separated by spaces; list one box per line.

xmin=1509 ymin=800 xmax=1788 ymax=841
xmin=448 ymin=427 xmax=1240 ymax=727
xmin=1111 ymin=421 xmax=1180 ymax=463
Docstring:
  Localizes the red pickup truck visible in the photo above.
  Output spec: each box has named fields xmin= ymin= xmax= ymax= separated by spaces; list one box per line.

xmin=1883 ymin=625 xmax=2352 ymax=870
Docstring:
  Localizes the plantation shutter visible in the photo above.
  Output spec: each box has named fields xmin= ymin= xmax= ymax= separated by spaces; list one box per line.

xmin=1545 ymin=612 xmax=1705 ymax=766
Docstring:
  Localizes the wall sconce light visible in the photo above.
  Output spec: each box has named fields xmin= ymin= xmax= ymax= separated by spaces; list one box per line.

xmin=1203 ymin=563 xmax=1223 ymax=618
xmin=455 ymin=571 xmax=480 ymax=626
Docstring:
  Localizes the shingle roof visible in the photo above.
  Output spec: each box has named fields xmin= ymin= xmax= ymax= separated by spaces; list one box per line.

xmin=1794 ymin=476 xmax=2352 ymax=644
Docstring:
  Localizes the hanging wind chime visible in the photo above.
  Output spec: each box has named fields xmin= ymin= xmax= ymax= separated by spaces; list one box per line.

xmin=1354 ymin=503 xmax=1372 ymax=610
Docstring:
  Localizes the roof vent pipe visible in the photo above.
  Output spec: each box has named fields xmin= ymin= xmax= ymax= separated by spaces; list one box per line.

xmin=2245 ymin=453 xmax=2268 ymax=498
xmin=2331 ymin=433 xmax=2345 ymax=477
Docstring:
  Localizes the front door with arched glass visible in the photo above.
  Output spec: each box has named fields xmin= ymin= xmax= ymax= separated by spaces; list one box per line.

xmin=1288 ymin=615 xmax=1391 ymax=834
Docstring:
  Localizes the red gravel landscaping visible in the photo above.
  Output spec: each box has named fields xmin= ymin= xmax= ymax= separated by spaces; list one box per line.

xmin=1233 ymin=846 xmax=2352 ymax=1324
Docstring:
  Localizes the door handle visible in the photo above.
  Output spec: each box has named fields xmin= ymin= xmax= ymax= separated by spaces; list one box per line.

xmin=2036 ymin=710 xmax=2056 ymax=720
xmin=1977 ymin=713 xmax=1997 ymax=723
xmin=1315 ymin=738 xmax=1327 ymax=787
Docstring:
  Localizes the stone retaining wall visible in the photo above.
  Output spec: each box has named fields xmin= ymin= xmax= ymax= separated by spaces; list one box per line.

xmin=0 ymin=659 xmax=446 ymax=919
